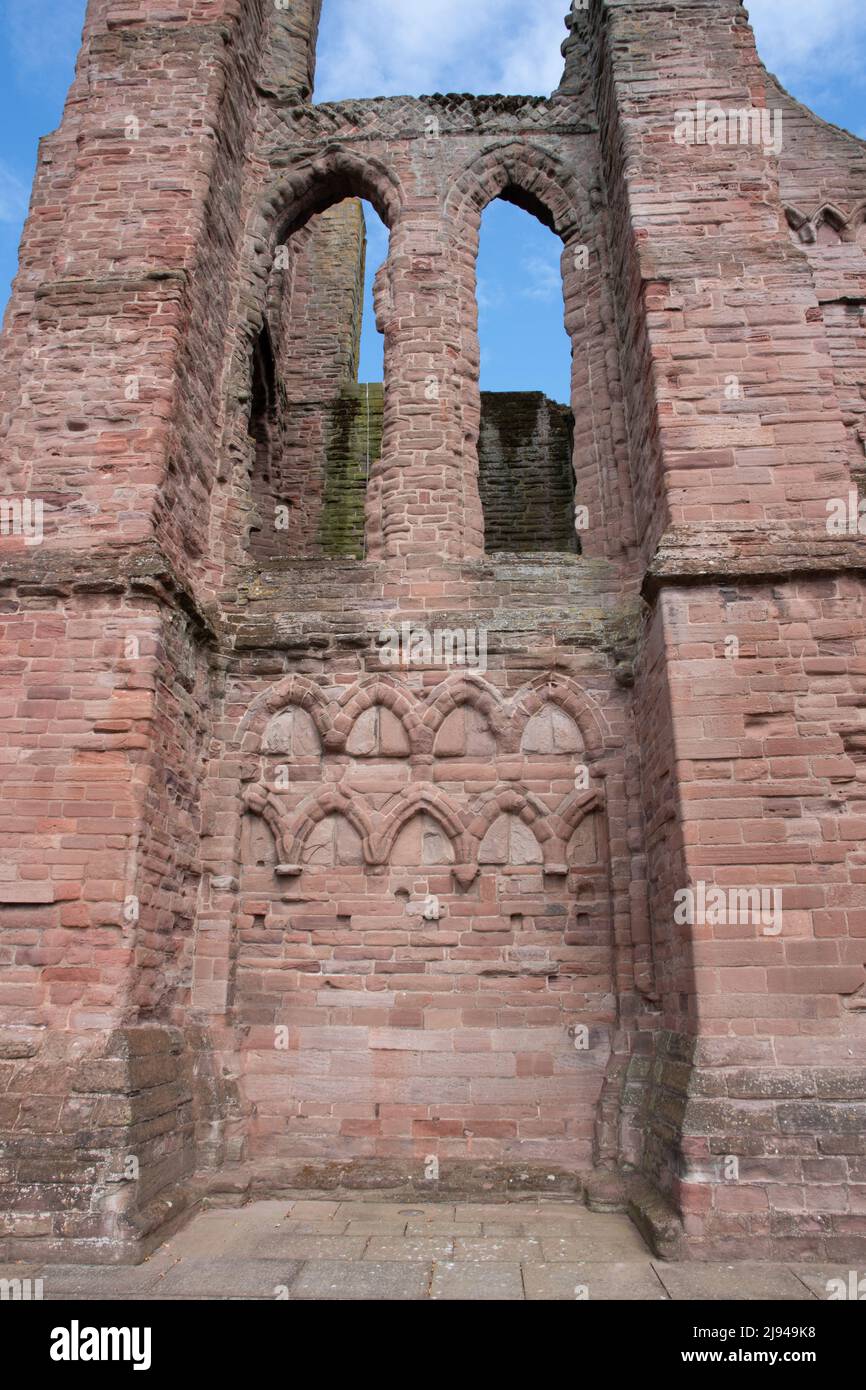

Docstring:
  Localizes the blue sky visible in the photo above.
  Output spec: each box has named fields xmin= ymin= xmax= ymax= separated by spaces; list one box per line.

xmin=2 ymin=0 xmax=865 ymax=403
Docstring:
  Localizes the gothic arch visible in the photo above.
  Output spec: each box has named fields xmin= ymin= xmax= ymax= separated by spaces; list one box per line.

xmin=510 ymin=674 xmax=606 ymax=760
xmin=468 ymin=787 xmax=560 ymax=869
xmin=421 ymin=673 xmax=510 ymax=746
xmin=237 ymin=148 xmax=404 ymax=390
xmin=442 ymin=139 xmax=625 ymax=561
xmin=445 ymin=140 xmax=588 ymax=245
xmin=554 ymin=786 xmax=604 ymax=832
xmin=850 ymin=202 xmax=866 ymax=241
xmin=814 ymin=203 xmax=847 ymax=230
xmin=548 ymin=787 xmax=605 ymax=865
xmin=328 ymin=676 xmax=430 ymax=754
xmin=785 ymin=202 xmax=853 ymax=247
xmin=374 ymin=785 xmax=472 ymax=866
xmin=212 ymin=149 xmax=406 ymax=571
xmin=813 ymin=202 xmax=848 ymax=244
xmin=282 ymin=787 xmax=377 ymax=869
xmin=239 ymin=674 xmax=333 ymax=751
xmin=254 ymin=148 xmax=403 ymax=251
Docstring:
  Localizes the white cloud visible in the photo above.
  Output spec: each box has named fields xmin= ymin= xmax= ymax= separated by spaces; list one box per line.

xmin=0 ymin=161 xmax=29 ymax=223
xmin=314 ymin=0 xmax=865 ymax=114
xmin=520 ymin=253 xmax=561 ymax=302
xmin=746 ymin=0 xmax=866 ymax=85
xmin=315 ymin=0 xmax=566 ymax=101
xmin=495 ymin=4 xmax=572 ymax=96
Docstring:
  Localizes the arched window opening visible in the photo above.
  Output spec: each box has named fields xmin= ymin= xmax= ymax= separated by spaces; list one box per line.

xmin=476 ymin=199 xmax=576 ymax=554
xmin=245 ymin=197 xmax=388 ymax=564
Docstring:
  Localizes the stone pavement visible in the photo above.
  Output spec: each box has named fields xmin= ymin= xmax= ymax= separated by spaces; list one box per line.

xmin=1 ymin=1198 xmax=850 ymax=1300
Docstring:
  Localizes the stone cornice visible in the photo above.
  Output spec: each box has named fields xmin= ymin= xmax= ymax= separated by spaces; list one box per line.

xmin=0 ymin=543 xmax=216 ymax=640
xmin=643 ymin=522 xmax=866 ymax=596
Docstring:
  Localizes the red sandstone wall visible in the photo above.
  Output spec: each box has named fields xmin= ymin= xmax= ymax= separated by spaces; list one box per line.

xmin=768 ymin=78 xmax=866 ymax=487
xmin=0 ymin=584 xmax=205 ymax=1029
xmin=189 ymin=550 xmax=643 ymax=1184
xmin=0 ymin=0 xmax=864 ymax=1265
xmin=595 ymin=0 xmax=866 ymax=1256
xmin=594 ymin=0 xmax=854 ymax=559
xmin=638 ymin=576 xmax=866 ymax=1256
xmin=0 ymin=569 xmax=208 ymax=1258
xmin=232 ymin=662 xmax=615 ymax=1172
xmin=0 ymin=0 xmax=326 ymax=1261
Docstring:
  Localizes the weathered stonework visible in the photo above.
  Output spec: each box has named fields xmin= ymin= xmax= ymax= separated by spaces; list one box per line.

xmin=0 ymin=0 xmax=864 ymax=1263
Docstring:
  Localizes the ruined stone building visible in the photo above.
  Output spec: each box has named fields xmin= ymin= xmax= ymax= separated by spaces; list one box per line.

xmin=0 ymin=0 xmax=864 ymax=1265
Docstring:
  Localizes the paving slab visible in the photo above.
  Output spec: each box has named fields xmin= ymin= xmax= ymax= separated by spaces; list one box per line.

xmin=483 ymin=1222 xmax=527 ymax=1237
xmin=452 ymin=1237 xmax=544 ymax=1263
xmin=653 ymin=1263 xmax=817 ymax=1302
xmin=37 ymin=1252 xmax=177 ymax=1298
xmin=404 ymin=1219 xmax=484 ymax=1236
xmin=392 ymin=1205 xmax=455 ymax=1219
xmin=291 ymin=1259 xmax=431 ymax=1301
xmin=449 ymin=1203 xmax=572 ymax=1223
xmin=280 ymin=1219 xmax=350 ymax=1235
xmin=233 ymin=1232 xmax=369 ymax=1260
xmin=334 ymin=1201 xmax=443 ymax=1220
xmin=363 ymin=1236 xmax=455 ymax=1262
xmin=285 ymin=1200 xmax=342 ymax=1220
xmin=430 ymin=1261 xmax=525 ymax=1300
xmin=535 ymin=1209 xmax=637 ymax=1232
xmin=161 ymin=1212 xmax=262 ymax=1258
xmin=343 ymin=1218 xmax=410 ymax=1233
xmin=540 ymin=1225 xmax=651 ymax=1262
xmin=154 ymin=1258 xmax=304 ymax=1299
xmin=222 ymin=1200 xmax=294 ymax=1221
xmin=524 ymin=1261 xmax=669 ymax=1301
xmin=0 ymin=1264 xmax=44 ymax=1278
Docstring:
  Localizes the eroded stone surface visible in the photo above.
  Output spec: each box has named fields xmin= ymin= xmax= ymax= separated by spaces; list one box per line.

xmin=0 ymin=1198 xmax=834 ymax=1301
xmin=0 ymin=0 xmax=864 ymax=1267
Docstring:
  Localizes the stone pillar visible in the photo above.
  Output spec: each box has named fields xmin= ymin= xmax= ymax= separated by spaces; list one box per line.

xmin=367 ymin=212 xmax=485 ymax=561
xmin=0 ymin=0 xmax=322 ymax=1262
xmin=591 ymin=0 xmax=866 ymax=1257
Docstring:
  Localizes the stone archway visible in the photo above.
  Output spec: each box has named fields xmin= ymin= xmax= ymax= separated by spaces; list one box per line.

xmin=444 ymin=141 xmax=633 ymax=559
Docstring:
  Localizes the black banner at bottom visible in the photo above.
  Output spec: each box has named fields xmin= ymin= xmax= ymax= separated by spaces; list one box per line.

xmin=2 ymin=1296 xmax=860 ymax=1376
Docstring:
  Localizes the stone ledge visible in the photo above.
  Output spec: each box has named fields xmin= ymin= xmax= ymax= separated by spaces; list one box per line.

xmin=0 ymin=542 xmax=215 ymax=639
xmin=94 ymin=19 xmax=232 ymax=45
xmin=34 ymin=269 xmax=188 ymax=301
xmin=645 ymin=523 xmax=866 ymax=592
xmin=196 ymin=1158 xmax=587 ymax=1204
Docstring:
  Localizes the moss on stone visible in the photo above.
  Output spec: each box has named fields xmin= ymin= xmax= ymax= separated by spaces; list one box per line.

xmin=319 ymin=382 xmax=383 ymax=558
xmin=478 ymin=391 xmax=576 ymax=553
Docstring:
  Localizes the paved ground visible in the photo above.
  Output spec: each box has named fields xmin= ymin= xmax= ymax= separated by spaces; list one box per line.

xmin=2 ymin=1198 xmax=851 ymax=1300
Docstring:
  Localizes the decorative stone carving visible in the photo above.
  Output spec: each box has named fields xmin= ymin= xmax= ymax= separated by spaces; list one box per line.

xmin=241 ymin=671 xmax=605 ymax=879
